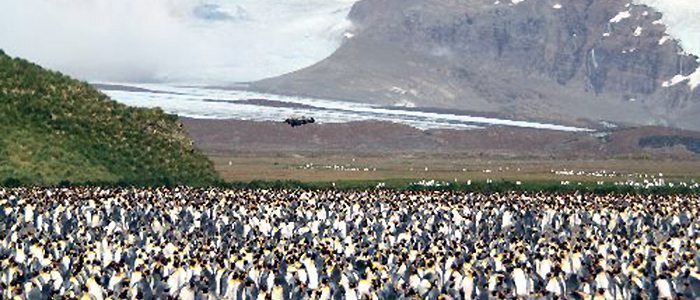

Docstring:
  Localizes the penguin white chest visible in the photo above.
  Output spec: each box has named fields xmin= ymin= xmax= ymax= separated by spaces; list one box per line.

xmin=512 ymin=269 xmax=529 ymax=296
xmin=655 ymin=279 xmax=673 ymax=299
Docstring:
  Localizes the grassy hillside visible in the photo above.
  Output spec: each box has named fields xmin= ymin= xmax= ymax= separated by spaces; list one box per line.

xmin=0 ymin=50 xmax=220 ymax=185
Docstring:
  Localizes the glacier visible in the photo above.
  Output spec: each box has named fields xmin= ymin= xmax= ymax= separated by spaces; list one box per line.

xmin=97 ymin=83 xmax=593 ymax=132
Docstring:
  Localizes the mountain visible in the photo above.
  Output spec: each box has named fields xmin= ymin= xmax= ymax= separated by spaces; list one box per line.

xmin=0 ymin=50 xmax=220 ymax=185
xmin=251 ymin=0 xmax=700 ymax=131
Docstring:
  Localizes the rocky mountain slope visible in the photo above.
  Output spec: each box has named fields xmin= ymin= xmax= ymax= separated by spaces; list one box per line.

xmin=0 ymin=50 xmax=219 ymax=185
xmin=251 ymin=0 xmax=700 ymax=131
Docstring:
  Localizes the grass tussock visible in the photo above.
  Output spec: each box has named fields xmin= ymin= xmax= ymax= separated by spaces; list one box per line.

xmin=0 ymin=49 xmax=220 ymax=186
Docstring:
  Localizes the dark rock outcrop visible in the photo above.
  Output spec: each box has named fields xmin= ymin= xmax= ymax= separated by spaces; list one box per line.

xmin=639 ymin=136 xmax=700 ymax=153
xmin=251 ymin=0 xmax=700 ymax=131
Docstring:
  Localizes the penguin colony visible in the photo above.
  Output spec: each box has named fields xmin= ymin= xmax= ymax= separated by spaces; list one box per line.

xmin=0 ymin=187 xmax=698 ymax=299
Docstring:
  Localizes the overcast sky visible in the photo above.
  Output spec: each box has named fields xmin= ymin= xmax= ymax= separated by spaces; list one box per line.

xmin=0 ymin=0 xmax=357 ymax=84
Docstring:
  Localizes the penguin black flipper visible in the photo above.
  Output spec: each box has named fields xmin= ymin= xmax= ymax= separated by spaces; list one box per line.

xmin=689 ymin=276 xmax=700 ymax=299
xmin=138 ymin=279 xmax=155 ymax=300
xmin=565 ymin=275 xmax=582 ymax=292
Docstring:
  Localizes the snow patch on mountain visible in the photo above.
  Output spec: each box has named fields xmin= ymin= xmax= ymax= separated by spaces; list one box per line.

xmin=691 ymin=70 xmax=700 ymax=90
xmin=658 ymin=36 xmax=671 ymax=45
xmin=609 ymin=11 xmax=631 ymax=23
xmin=662 ymin=69 xmax=700 ymax=90
xmin=633 ymin=27 xmax=643 ymax=37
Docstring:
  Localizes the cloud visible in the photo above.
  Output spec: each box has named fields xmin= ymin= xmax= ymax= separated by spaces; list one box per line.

xmin=192 ymin=4 xmax=245 ymax=22
xmin=0 ymin=0 xmax=357 ymax=84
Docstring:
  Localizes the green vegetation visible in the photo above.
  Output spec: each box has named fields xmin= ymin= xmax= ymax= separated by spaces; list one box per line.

xmin=400 ymin=181 xmax=699 ymax=196
xmin=0 ymin=49 xmax=220 ymax=185
xmin=216 ymin=180 xmax=697 ymax=195
xmin=20 ymin=180 xmax=689 ymax=196
xmin=228 ymin=180 xmax=699 ymax=195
